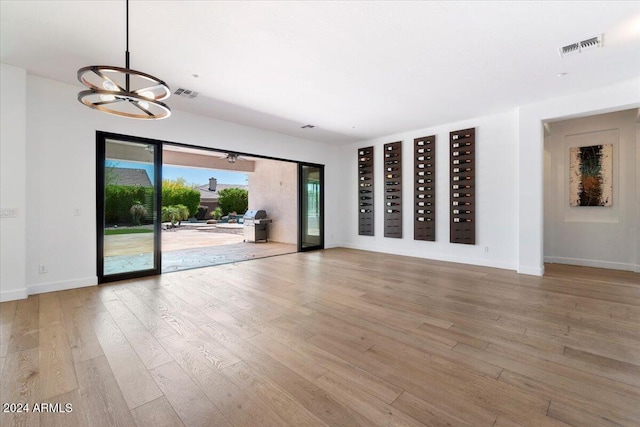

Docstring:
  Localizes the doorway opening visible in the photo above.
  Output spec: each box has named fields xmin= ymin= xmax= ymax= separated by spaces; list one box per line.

xmin=97 ymin=132 xmax=324 ymax=283
xmin=160 ymin=144 xmax=298 ymax=273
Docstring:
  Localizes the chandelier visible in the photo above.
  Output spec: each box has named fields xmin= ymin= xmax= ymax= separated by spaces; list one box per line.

xmin=77 ymin=0 xmax=171 ymax=119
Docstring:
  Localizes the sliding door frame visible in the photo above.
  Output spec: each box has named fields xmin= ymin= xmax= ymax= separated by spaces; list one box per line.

xmin=96 ymin=131 xmax=163 ymax=283
xmin=298 ymin=162 xmax=325 ymax=252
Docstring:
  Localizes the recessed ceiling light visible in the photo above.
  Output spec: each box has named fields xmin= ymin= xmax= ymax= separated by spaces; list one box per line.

xmin=192 ymin=74 xmax=199 ymax=78
xmin=557 ymin=72 xmax=568 ymax=77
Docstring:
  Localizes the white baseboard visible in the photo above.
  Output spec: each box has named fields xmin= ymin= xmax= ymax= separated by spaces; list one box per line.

xmin=1 ymin=277 xmax=98 ymax=302
xmin=339 ymin=243 xmax=517 ymax=271
xmin=324 ymin=242 xmax=342 ymax=249
xmin=0 ymin=287 xmax=28 ymax=302
xmin=545 ymin=256 xmax=638 ymax=272
xmin=517 ymin=265 xmax=545 ymax=276
xmin=27 ymin=276 xmax=97 ymax=296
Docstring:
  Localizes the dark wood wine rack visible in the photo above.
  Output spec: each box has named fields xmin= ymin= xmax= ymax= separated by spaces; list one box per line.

xmin=449 ymin=128 xmax=475 ymax=244
xmin=358 ymin=146 xmax=374 ymax=236
xmin=383 ymin=141 xmax=402 ymax=238
xmin=414 ymin=135 xmax=435 ymax=241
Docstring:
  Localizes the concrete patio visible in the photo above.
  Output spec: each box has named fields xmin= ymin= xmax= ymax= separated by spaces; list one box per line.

xmin=103 ymin=227 xmax=296 ymax=275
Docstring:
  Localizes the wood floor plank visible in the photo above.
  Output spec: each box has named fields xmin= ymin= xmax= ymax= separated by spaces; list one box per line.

xmin=88 ymin=309 xmax=163 ymax=409
xmin=7 ymin=295 xmax=39 ymax=354
xmin=60 ymin=305 xmax=104 ymax=364
xmin=111 ymin=288 xmax=177 ymax=338
xmin=314 ymin=372 xmax=426 ymax=427
xmin=75 ymin=356 xmax=135 ymax=427
xmin=102 ymin=298 xmax=173 ymax=369
xmin=149 ymin=362 xmax=229 ymax=427
xmin=201 ymin=325 xmax=368 ymax=427
xmin=157 ymin=333 xmax=283 ymax=426
xmin=0 ymin=300 xmax=18 ymax=325
xmin=546 ymin=399 xmax=628 ymax=427
xmin=498 ymin=369 xmax=639 ymax=426
xmin=0 ymin=321 xmax=12 ymax=358
xmin=0 ymin=300 xmax=18 ymax=357
xmin=391 ymin=390 xmax=488 ymax=427
xmin=454 ymin=342 xmax=640 ymax=414
xmin=39 ymin=292 xmax=63 ymax=328
xmin=224 ymin=360 xmax=328 ymax=426
xmin=38 ymin=324 xmax=78 ymax=400
xmin=130 ymin=396 xmax=185 ymax=427
xmin=0 ymin=347 xmax=40 ymax=427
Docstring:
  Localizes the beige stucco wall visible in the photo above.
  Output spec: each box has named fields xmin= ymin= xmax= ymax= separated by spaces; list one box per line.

xmin=248 ymin=159 xmax=297 ymax=244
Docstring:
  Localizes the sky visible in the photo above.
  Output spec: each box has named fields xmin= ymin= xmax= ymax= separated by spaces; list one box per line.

xmin=106 ymin=160 xmax=248 ymax=186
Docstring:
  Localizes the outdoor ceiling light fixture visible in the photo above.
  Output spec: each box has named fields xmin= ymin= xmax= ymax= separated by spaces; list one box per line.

xmin=77 ymin=0 xmax=171 ymax=119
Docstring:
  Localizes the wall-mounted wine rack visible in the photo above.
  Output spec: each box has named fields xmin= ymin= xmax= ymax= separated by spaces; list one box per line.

xmin=449 ymin=128 xmax=475 ymax=244
xmin=414 ymin=135 xmax=436 ymax=241
xmin=358 ymin=146 xmax=374 ymax=236
xmin=384 ymin=141 xmax=402 ymax=238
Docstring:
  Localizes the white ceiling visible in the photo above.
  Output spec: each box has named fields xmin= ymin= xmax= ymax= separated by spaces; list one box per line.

xmin=2 ymin=1 xmax=639 ymax=144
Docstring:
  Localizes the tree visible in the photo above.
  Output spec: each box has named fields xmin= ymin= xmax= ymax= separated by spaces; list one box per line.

xmin=129 ymin=201 xmax=147 ymax=225
xmin=218 ymin=188 xmax=248 ymax=215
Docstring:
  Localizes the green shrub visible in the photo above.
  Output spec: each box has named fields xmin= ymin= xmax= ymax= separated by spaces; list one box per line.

xmin=105 ymin=185 xmax=154 ymax=225
xmin=162 ymin=204 xmax=190 ymax=226
xmin=218 ymin=188 xmax=248 ymax=215
xmin=210 ymin=207 xmax=223 ymax=220
xmin=162 ymin=179 xmax=200 ymax=218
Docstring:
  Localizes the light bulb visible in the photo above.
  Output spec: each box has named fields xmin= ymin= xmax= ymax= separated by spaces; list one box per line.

xmin=138 ymin=100 xmax=150 ymax=110
xmin=140 ymin=91 xmax=154 ymax=99
xmin=102 ymin=80 xmax=118 ymax=91
xmin=100 ymin=94 xmax=116 ymax=102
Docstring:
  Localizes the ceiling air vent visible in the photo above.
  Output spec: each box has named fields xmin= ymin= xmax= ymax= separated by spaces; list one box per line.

xmin=174 ymin=88 xmax=199 ymax=99
xmin=559 ymin=34 xmax=603 ymax=57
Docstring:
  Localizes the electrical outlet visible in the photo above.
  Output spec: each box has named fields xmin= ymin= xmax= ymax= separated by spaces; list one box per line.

xmin=0 ymin=208 xmax=18 ymax=218
xmin=483 ymin=246 xmax=489 ymax=253
xmin=74 ymin=208 xmax=80 ymax=216
xmin=39 ymin=265 xmax=47 ymax=274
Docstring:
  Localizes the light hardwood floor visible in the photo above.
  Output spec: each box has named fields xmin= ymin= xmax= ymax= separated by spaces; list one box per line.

xmin=1 ymin=248 xmax=639 ymax=426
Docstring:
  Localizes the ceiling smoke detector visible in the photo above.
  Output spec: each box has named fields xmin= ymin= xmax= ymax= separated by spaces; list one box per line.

xmin=174 ymin=88 xmax=199 ymax=99
xmin=559 ymin=34 xmax=603 ymax=57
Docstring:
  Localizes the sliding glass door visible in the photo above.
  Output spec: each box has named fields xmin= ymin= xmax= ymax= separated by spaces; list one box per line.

xmin=97 ymin=132 xmax=162 ymax=283
xmin=298 ymin=163 xmax=324 ymax=251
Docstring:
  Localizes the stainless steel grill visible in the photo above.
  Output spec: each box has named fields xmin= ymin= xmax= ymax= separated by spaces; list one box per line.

xmin=243 ymin=210 xmax=272 ymax=243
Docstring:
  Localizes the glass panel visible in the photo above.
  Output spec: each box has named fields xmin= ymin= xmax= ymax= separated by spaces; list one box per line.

xmin=301 ymin=165 xmax=322 ymax=249
xmin=103 ymin=139 xmax=158 ymax=276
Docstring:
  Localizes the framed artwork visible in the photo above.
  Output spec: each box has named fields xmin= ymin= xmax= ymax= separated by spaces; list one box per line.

xmin=569 ymin=144 xmax=612 ymax=206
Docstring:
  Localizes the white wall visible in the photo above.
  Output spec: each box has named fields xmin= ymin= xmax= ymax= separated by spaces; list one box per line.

xmin=518 ymin=76 xmax=640 ymax=275
xmin=341 ymin=110 xmax=519 ymax=270
xmin=3 ymin=67 xmax=638 ymax=301
xmin=248 ymin=159 xmax=297 ymax=244
xmin=1 ymin=68 xmax=343 ymax=301
xmin=0 ymin=64 xmax=27 ymax=301
xmin=637 ymin=117 xmax=640 ymax=273
xmin=544 ymin=109 xmax=637 ymax=271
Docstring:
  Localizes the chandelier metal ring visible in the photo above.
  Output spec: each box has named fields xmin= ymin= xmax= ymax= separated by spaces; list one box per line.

xmin=77 ymin=0 xmax=171 ymax=120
